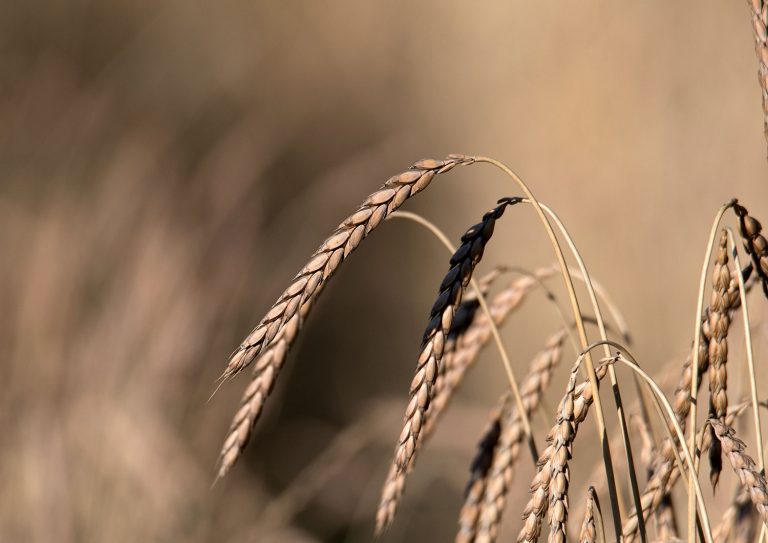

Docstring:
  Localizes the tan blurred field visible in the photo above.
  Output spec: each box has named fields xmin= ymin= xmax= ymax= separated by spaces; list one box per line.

xmin=1 ymin=2 xmax=767 ymax=542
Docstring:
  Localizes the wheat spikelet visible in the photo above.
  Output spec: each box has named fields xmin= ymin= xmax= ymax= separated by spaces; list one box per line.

xmin=471 ymin=329 xmax=566 ymax=543
xmin=457 ymin=394 xmax=509 ymax=543
xmin=516 ymin=361 xmax=610 ymax=543
xmin=747 ymin=0 xmax=768 ymax=156
xmin=391 ymin=197 xmax=522 ymax=476
xmin=375 ymin=270 xmax=551 ymax=535
xmin=733 ymin=202 xmax=768 ymax=297
xmin=579 ymin=488 xmax=597 ymax=543
xmin=709 ymin=419 xmax=768 ymax=525
xmin=707 ymin=230 xmax=733 ymax=490
xmin=713 ymin=490 xmax=759 ymax=543
xmin=216 ymin=156 xmax=475 ymax=478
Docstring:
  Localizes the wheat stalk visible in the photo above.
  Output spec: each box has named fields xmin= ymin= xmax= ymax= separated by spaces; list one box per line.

xmin=215 ymin=156 xmax=475 ymax=478
xmin=733 ymin=202 xmax=768 ymax=297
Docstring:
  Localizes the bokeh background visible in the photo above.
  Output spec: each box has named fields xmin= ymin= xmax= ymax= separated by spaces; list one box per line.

xmin=2 ymin=2 xmax=767 ymax=542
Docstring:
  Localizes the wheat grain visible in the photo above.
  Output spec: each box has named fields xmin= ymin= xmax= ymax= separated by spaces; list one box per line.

xmin=216 ymin=156 xmax=475 ymax=478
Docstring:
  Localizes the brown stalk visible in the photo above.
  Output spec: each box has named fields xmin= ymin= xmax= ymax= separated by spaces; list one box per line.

xmin=215 ymin=156 xmax=474 ymax=478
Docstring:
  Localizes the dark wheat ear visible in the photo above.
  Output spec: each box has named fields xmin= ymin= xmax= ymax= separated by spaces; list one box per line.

xmin=456 ymin=393 xmax=509 ymax=543
xmin=391 ymin=197 xmax=523 ymax=475
xmin=216 ymin=156 xmax=475 ymax=478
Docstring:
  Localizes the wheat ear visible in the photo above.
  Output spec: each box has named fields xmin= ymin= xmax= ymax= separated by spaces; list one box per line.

xmin=747 ymin=0 xmax=768 ymax=157
xmin=579 ymin=487 xmax=598 ymax=543
xmin=517 ymin=361 xmax=610 ymax=543
xmin=457 ymin=393 xmax=509 ymax=543
xmin=216 ymin=156 xmax=474 ymax=478
xmin=709 ymin=419 xmax=768 ymax=527
xmin=706 ymin=230 xmax=733 ymax=490
xmin=392 ymin=197 xmax=522 ymax=476
xmin=375 ymin=270 xmax=533 ymax=534
xmin=471 ymin=329 xmax=566 ymax=543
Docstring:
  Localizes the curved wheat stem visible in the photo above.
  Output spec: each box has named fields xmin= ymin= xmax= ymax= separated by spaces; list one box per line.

xmin=216 ymin=156 xmax=475 ymax=478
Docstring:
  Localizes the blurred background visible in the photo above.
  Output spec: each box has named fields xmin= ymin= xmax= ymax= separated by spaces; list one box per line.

xmin=2 ymin=1 xmax=768 ymax=541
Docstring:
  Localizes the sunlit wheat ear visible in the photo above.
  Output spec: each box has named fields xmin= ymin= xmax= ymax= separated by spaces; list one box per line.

xmin=733 ymin=202 xmax=768 ymax=296
xmin=579 ymin=488 xmax=597 ymax=543
xmin=622 ymin=401 xmax=749 ymax=542
xmin=456 ymin=393 xmax=509 ymax=543
xmin=472 ymin=329 xmax=566 ymax=543
xmin=746 ymin=0 xmax=768 ymax=157
xmin=216 ymin=156 xmax=474 ymax=478
xmin=709 ymin=419 xmax=768 ymax=526
xmin=391 ymin=197 xmax=523 ymax=476
xmin=713 ymin=490 xmax=759 ymax=543
xmin=706 ymin=230 xmax=733 ymax=490
xmin=517 ymin=362 xmax=610 ymax=543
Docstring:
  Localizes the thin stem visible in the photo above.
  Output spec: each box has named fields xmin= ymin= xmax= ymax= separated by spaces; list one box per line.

xmin=387 ymin=210 xmax=539 ymax=461
xmin=687 ymin=202 xmax=733 ymax=543
xmin=473 ymin=156 xmax=625 ymax=540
